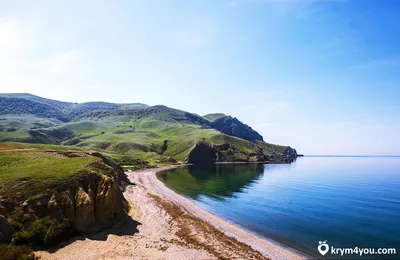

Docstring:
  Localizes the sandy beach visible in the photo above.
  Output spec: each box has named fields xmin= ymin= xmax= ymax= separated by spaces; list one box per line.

xmin=37 ymin=166 xmax=305 ymax=260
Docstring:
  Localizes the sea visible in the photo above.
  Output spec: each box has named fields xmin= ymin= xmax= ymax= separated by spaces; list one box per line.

xmin=157 ymin=156 xmax=400 ymax=259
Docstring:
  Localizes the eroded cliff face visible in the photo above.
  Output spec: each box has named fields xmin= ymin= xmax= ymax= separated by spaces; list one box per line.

xmin=0 ymin=153 xmax=130 ymax=243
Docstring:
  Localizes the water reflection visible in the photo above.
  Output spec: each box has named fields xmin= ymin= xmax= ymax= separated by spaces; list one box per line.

xmin=157 ymin=158 xmax=400 ymax=258
xmin=157 ymin=164 xmax=265 ymax=200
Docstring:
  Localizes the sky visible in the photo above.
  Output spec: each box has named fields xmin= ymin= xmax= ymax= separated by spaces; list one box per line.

xmin=1 ymin=0 xmax=399 ymax=155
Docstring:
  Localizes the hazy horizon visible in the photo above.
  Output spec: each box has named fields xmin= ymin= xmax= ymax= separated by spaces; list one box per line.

xmin=1 ymin=0 xmax=399 ymax=155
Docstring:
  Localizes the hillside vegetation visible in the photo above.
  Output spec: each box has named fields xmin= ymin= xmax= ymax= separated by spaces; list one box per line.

xmin=0 ymin=94 xmax=299 ymax=258
xmin=0 ymin=143 xmax=130 ymax=258
xmin=0 ymin=94 xmax=298 ymax=166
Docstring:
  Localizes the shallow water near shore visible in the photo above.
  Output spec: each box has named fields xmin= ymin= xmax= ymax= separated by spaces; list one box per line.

xmin=157 ymin=157 xmax=400 ymax=259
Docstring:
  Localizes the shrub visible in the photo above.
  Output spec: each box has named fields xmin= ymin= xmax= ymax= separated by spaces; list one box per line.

xmin=0 ymin=244 xmax=39 ymax=260
xmin=28 ymin=217 xmax=53 ymax=245
xmin=10 ymin=208 xmax=27 ymax=224
xmin=12 ymin=231 xmax=31 ymax=245
xmin=44 ymin=218 xmax=73 ymax=245
xmin=8 ymin=218 xmax=24 ymax=230
xmin=12 ymin=217 xmax=73 ymax=247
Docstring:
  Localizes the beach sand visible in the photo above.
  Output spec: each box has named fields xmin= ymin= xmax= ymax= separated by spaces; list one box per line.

xmin=36 ymin=166 xmax=305 ymax=260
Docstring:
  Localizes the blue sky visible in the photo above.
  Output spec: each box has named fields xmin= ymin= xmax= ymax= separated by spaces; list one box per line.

xmin=1 ymin=0 xmax=399 ymax=155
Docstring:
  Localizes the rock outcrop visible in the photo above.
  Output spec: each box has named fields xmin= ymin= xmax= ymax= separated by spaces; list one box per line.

xmin=184 ymin=140 xmax=300 ymax=164
xmin=283 ymin=146 xmax=298 ymax=162
xmin=0 ymin=153 xmax=130 ymax=243
xmin=73 ymin=187 xmax=96 ymax=232
xmin=0 ymin=215 xmax=14 ymax=243
xmin=185 ymin=140 xmax=218 ymax=164
xmin=210 ymin=116 xmax=264 ymax=142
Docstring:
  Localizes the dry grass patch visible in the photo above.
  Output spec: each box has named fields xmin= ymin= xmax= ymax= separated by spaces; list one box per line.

xmin=149 ymin=193 xmax=269 ymax=260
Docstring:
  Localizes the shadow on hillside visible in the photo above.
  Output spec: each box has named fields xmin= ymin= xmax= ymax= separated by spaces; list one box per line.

xmin=45 ymin=216 xmax=141 ymax=254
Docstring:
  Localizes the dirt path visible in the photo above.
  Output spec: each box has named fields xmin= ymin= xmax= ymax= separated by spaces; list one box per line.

xmin=36 ymin=167 xmax=305 ymax=260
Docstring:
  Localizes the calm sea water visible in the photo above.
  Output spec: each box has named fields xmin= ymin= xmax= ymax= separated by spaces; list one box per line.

xmin=157 ymin=157 xmax=400 ymax=259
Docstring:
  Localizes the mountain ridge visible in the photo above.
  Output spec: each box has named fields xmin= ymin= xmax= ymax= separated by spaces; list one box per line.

xmin=0 ymin=93 xmax=298 ymax=165
xmin=0 ymin=93 xmax=263 ymax=142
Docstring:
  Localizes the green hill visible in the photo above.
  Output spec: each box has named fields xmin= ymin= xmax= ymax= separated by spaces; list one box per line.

xmin=0 ymin=93 xmax=149 ymax=122
xmin=203 ymin=113 xmax=228 ymax=122
xmin=0 ymin=143 xmax=130 ymax=257
xmin=0 ymin=94 xmax=298 ymax=166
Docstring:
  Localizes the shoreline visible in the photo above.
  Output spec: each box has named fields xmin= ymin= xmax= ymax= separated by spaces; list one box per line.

xmin=182 ymin=196 xmax=313 ymax=258
xmin=36 ymin=166 xmax=308 ymax=260
xmin=149 ymin=166 xmax=308 ymax=260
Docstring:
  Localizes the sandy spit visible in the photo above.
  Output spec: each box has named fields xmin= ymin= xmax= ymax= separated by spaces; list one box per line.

xmin=36 ymin=166 xmax=307 ymax=260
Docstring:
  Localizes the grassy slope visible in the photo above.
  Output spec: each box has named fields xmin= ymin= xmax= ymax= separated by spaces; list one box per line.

xmin=203 ymin=113 xmax=228 ymax=122
xmin=72 ymin=117 xmax=225 ymax=162
xmin=66 ymin=116 xmax=285 ymax=162
xmin=0 ymin=143 xmax=99 ymax=199
xmin=0 ymin=115 xmax=61 ymax=142
xmin=0 ymin=114 xmax=287 ymax=165
xmin=0 ymin=142 xmax=125 ymax=258
xmin=0 ymin=96 xmax=288 ymax=165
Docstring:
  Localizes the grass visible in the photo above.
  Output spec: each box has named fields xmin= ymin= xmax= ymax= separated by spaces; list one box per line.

xmin=0 ymin=244 xmax=39 ymax=260
xmin=0 ymin=148 xmax=98 ymax=199
xmin=0 ymin=142 xmax=123 ymax=258
xmin=203 ymin=113 xmax=227 ymax=122
xmin=0 ymin=115 xmax=60 ymax=142
xmin=64 ymin=118 xmax=230 ymax=163
xmin=0 ymin=142 xmax=29 ymax=150
xmin=0 ymin=112 xmax=287 ymax=166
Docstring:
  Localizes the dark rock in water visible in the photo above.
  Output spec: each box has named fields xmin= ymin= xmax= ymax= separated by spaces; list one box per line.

xmin=185 ymin=140 xmax=301 ymax=164
xmin=283 ymin=146 xmax=298 ymax=161
xmin=185 ymin=140 xmax=217 ymax=164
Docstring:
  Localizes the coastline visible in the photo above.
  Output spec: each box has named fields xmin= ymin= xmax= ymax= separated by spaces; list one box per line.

xmin=149 ymin=166 xmax=308 ymax=260
xmin=36 ymin=166 xmax=307 ymax=260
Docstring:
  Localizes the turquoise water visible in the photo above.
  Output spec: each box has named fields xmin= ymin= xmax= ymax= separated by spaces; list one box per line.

xmin=157 ymin=157 xmax=400 ymax=259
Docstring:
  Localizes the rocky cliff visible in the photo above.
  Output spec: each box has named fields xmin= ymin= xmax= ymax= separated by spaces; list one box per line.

xmin=210 ymin=116 xmax=264 ymax=142
xmin=0 ymin=153 xmax=130 ymax=243
xmin=184 ymin=140 xmax=298 ymax=164
xmin=185 ymin=140 xmax=218 ymax=164
xmin=283 ymin=146 xmax=298 ymax=162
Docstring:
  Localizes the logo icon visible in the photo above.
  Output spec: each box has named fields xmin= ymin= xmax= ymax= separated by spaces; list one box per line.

xmin=318 ymin=241 xmax=329 ymax=256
